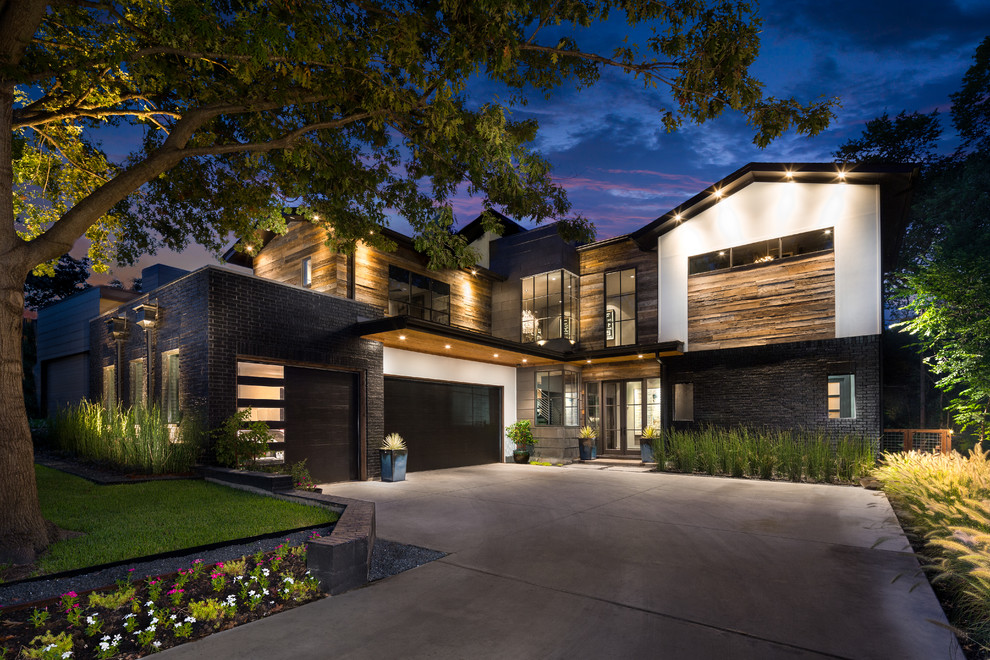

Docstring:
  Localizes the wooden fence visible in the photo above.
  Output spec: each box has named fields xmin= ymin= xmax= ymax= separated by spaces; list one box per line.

xmin=881 ymin=429 xmax=953 ymax=454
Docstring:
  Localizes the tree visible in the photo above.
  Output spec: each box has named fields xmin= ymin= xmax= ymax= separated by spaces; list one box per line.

xmin=1 ymin=0 xmax=837 ymax=563
xmin=23 ymin=253 xmax=91 ymax=311
xmin=835 ymin=36 xmax=990 ymax=438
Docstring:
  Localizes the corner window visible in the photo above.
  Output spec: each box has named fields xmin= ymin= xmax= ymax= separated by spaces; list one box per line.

xmin=301 ymin=257 xmax=312 ymax=287
xmin=522 ymin=270 xmax=578 ymax=344
xmin=129 ymin=358 xmax=145 ymax=406
xmin=536 ymin=369 xmax=578 ymax=426
xmin=103 ymin=365 xmax=116 ymax=408
xmin=828 ymin=374 xmax=856 ymax=419
xmin=388 ymin=265 xmax=450 ymax=324
xmin=673 ymin=383 xmax=694 ymax=422
xmin=163 ymin=350 xmax=180 ymax=423
xmin=688 ymin=228 xmax=834 ymax=275
xmin=605 ymin=268 xmax=636 ymax=347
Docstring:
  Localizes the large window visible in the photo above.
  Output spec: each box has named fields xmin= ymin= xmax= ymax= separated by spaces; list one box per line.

xmin=129 ymin=358 xmax=145 ymax=406
xmin=522 ymin=270 xmax=578 ymax=343
xmin=605 ymin=268 xmax=636 ymax=347
xmin=388 ymin=265 xmax=451 ymax=324
xmin=688 ymin=228 xmax=834 ymax=275
xmin=162 ymin=350 xmax=180 ymax=423
xmin=827 ymin=374 xmax=856 ymax=419
xmin=536 ymin=370 xmax=578 ymax=426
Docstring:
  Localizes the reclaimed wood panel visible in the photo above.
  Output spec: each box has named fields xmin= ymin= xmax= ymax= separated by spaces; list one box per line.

xmin=578 ymin=238 xmax=657 ymax=350
xmin=352 ymin=242 xmax=493 ymax=334
xmin=687 ymin=252 xmax=835 ymax=350
xmin=252 ymin=223 xmax=346 ymax=297
xmin=581 ymin=359 xmax=662 ymax=382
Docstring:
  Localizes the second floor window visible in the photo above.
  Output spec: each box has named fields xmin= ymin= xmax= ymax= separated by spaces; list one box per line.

xmin=521 ymin=270 xmax=578 ymax=343
xmin=605 ymin=268 xmax=636 ymax=347
xmin=388 ymin=265 xmax=451 ymax=324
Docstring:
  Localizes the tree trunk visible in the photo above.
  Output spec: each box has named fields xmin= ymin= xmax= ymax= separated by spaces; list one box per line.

xmin=0 ymin=267 xmax=56 ymax=564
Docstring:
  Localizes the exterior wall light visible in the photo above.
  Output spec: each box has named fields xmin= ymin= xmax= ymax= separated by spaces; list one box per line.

xmin=135 ymin=303 xmax=159 ymax=329
xmin=107 ymin=316 xmax=130 ymax=341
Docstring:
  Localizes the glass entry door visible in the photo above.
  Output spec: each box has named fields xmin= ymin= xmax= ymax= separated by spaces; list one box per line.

xmin=601 ymin=378 xmax=660 ymax=454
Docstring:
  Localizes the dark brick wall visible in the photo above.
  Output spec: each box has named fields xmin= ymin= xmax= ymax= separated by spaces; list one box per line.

xmin=665 ymin=335 xmax=881 ymax=437
xmin=91 ymin=267 xmax=385 ymax=477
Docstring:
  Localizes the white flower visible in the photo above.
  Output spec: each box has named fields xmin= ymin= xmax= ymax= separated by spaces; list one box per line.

xmin=145 ymin=600 xmax=154 ymax=607
xmin=86 ymin=615 xmax=97 ymax=624
xmin=43 ymin=645 xmax=55 ymax=652
xmin=113 ymin=635 xmax=122 ymax=642
xmin=150 ymin=617 xmax=159 ymax=625
xmin=248 ymin=590 xmax=256 ymax=597
xmin=99 ymin=642 xmax=110 ymax=651
xmin=146 ymin=624 xmax=157 ymax=632
xmin=101 ymin=635 xmax=111 ymax=642
xmin=262 ymin=568 xmax=270 ymax=576
xmin=283 ymin=576 xmax=295 ymax=584
xmin=184 ymin=616 xmax=196 ymax=623
xmin=62 ymin=652 xmax=73 ymax=659
xmin=124 ymin=613 xmax=135 ymax=620
xmin=170 ymin=614 xmax=177 ymax=620
xmin=153 ymin=641 xmax=161 ymax=648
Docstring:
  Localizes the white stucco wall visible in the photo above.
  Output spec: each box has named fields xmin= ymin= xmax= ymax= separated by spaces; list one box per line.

xmin=383 ymin=347 xmax=517 ymax=458
xmin=658 ymin=181 xmax=882 ymax=349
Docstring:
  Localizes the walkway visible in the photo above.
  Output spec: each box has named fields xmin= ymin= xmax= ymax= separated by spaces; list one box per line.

xmin=160 ymin=464 xmax=962 ymax=659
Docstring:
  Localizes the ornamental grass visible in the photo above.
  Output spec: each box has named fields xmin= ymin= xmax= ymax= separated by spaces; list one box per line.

xmin=655 ymin=427 xmax=874 ymax=484
xmin=49 ymin=401 xmax=202 ymax=474
xmin=872 ymin=446 xmax=990 ymax=651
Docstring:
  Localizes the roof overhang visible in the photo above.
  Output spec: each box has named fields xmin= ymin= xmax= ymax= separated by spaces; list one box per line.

xmin=630 ymin=162 xmax=919 ymax=270
xmin=358 ymin=316 xmax=682 ymax=367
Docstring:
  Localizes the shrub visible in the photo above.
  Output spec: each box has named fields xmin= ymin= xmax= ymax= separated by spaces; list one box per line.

xmin=48 ymin=401 xmax=201 ymax=474
xmin=668 ymin=430 xmax=697 ymax=473
xmin=506 ymin=419 xmax=536 ymax=449
xmin=213 ymin=408 xmax=271 ymax=468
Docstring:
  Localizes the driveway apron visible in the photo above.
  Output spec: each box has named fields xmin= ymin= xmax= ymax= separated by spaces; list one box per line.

xmin=159 ymin=464 xmax=962 ymax=659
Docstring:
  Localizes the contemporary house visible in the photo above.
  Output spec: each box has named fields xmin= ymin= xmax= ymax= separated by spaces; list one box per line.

xmin=39 ymin=162 xmax=916 ymax=483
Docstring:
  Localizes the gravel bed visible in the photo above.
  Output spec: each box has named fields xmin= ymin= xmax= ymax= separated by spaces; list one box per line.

xmin=0 ymin=533 xmax=444 ymax=609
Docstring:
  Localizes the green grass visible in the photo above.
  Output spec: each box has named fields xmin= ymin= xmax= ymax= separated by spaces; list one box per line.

xmin=35 ymin=465 xmax=338 ymax=575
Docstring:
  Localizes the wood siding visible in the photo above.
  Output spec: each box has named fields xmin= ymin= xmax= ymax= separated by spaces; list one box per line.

xmin=253 ymin=223 xmax=492 ymax=334
xmin=580 ymin=359 xmax=661 ymax=382
xmin=578 ymin=239 xmax=657 ymax=350
xmin=687 ymin=252 xmax=835 ymax=350
xmin=253 ymin=223 xmax=348 ymax=297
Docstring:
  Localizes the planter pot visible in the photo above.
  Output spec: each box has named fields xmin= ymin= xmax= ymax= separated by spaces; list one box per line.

xmin=380 ymin=449 xmax=408 ymax=482
xmin=579 ymin=441 xmax=595 ymax=461
xmin=641 ymin=443 xmax=654 ymax=464
xmin=512 ymin=449 xmax=530 ymax=464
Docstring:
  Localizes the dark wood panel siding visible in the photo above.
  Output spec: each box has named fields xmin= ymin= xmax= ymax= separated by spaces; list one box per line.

xmin=352 ymin=242 xmax=493 ymax=334
xmin=687 ymin=252 xmax=835 ymax=350
xmin=581 ymin=360 xmax=661 ymax=383
xmin=284 ymin=366 xmax=359 ymax=483
xmin=578 ymin=239 xmax=657 ymax=349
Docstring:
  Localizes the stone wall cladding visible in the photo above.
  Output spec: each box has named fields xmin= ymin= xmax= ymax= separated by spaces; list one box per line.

xmin=666 ymin=335 xmax=881 ymax=437
xmin=91 ymin=267 xmax=385 ymax=478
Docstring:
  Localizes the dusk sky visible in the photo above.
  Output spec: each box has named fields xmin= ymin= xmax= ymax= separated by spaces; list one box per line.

xmin=90 ymin=2 xmax=990 ymax=284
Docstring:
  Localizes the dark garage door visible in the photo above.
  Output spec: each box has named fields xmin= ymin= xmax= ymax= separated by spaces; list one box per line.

xmin=384 ymin=377 xmax=501 ymax=472
xmin=284 ymin=366 xmax=359 ymax=483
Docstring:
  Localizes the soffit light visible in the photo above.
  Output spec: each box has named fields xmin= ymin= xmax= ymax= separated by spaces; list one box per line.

xmin=399 ymin=335 xmax=406 ymax=340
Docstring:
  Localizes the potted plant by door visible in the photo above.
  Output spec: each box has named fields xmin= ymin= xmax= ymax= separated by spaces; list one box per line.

xmin=380 ymin=433 xmax=408 ymax=482
xmin=506 ymin=420 xmax=536 ymax=464
xmin=640 ymin=426 xmax=660 ymax=464
xmin=579 ymin=426 xmax=597 ymax=461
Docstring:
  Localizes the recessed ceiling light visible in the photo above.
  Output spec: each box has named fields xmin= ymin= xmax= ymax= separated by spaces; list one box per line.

xmin=444 ymin=344 xmax=451 ymax=349
xmin=674 ymin=213 xmax=682 ymax=221
xmin=785 ymin=171 xmax=793 ymax=179
xmin=471 ymin=269 xmax=477 ymax=276
xmin=399 ymin=335 xmax=406 ymax=340
xmin=637 ymin=354 xmax=644 ymax=359
xmin=586 ymin=359 xmax=592 ymax=364
xmin=522 ymin=358 xmax=527 ymax=363
xmin=493 ymin=353 xmax=499 ymax=358
xmin=837 ymin=170 xmax=846 ymax=181
xmin=714 ymin=189 xmax=723 ymax=199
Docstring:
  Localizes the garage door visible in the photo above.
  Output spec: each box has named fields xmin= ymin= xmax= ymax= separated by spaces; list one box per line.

xmin=237 ymin=361 xmax=359 ymax=484
xmin=384 ymin=377 xmax=501 ymax=472
xmin=285 ymin=366 xmax=359 ymax=483
xmin=44 ymin=354 xmax=89 ymax=415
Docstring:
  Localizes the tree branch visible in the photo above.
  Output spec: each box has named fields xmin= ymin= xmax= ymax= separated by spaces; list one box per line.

xmin=517 ymin=43 xmax=677 ymax=76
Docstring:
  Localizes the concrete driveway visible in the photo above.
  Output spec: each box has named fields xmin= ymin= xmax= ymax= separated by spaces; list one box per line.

xmin=161 ymin=464 xmax=962 ymax=659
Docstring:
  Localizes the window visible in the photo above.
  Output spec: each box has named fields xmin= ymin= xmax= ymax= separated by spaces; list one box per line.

xmin=301 ymin=257 xmax=312 ymax=287
xmin=688 ymin=228 xmax=834 ymax=275
xmin=388 ymin=265 xmax=450 ymax=324
xmin=103 ymin=365 xmax=116 ymax=408
xmin=129 ymin=359 xmax=145 ymax=406
xmin=646 ymin=378 xmax=661 ymax=429
xmin=673 ymin=383 xmax=694 ymax=422
xmin=237 ymin=361 xmax=286 ymax=464
xmin=536 ymin=369 xmax=578 ymax=426
xmin=605 ymin=268 xmax=636 ymax=347
xmin=522 ymin=270 xmax=578 ymax=343
xmin=162 ymin=350 xmax=180 ymax=423
xmin=828 ymin=374 xmax=856 ymax=419
xmin=584 ymin=382 xmax=599 ymax=430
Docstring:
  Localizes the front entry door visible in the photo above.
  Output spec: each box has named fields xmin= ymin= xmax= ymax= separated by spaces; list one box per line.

xmin=601 ymin=379 xmax=661 ymax=455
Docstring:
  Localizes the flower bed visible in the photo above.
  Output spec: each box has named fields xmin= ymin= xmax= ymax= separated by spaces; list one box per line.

xmin=1 ymin=535 xmax=325 ymax=659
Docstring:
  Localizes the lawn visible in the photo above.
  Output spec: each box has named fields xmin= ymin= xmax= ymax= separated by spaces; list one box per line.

xmin=34 ymin=465 xmax=338 ymax=575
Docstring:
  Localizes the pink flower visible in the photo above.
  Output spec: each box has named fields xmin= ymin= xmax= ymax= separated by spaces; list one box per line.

xmin=210 ymin=573 xmax=222 ymax=579
xmin=63 ymin=591 xmax=78 ymax=598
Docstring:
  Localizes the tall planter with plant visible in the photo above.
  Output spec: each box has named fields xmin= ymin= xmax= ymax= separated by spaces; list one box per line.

xmin=506 ymin=420 xmax=536 ymax=464
xmin=380 ymin=433 xmax=408 ymax=482
xmin=641 ymin=427 xmax=661 ymax=464
xmin=578 ymin=426 xmax=597 ymax=460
